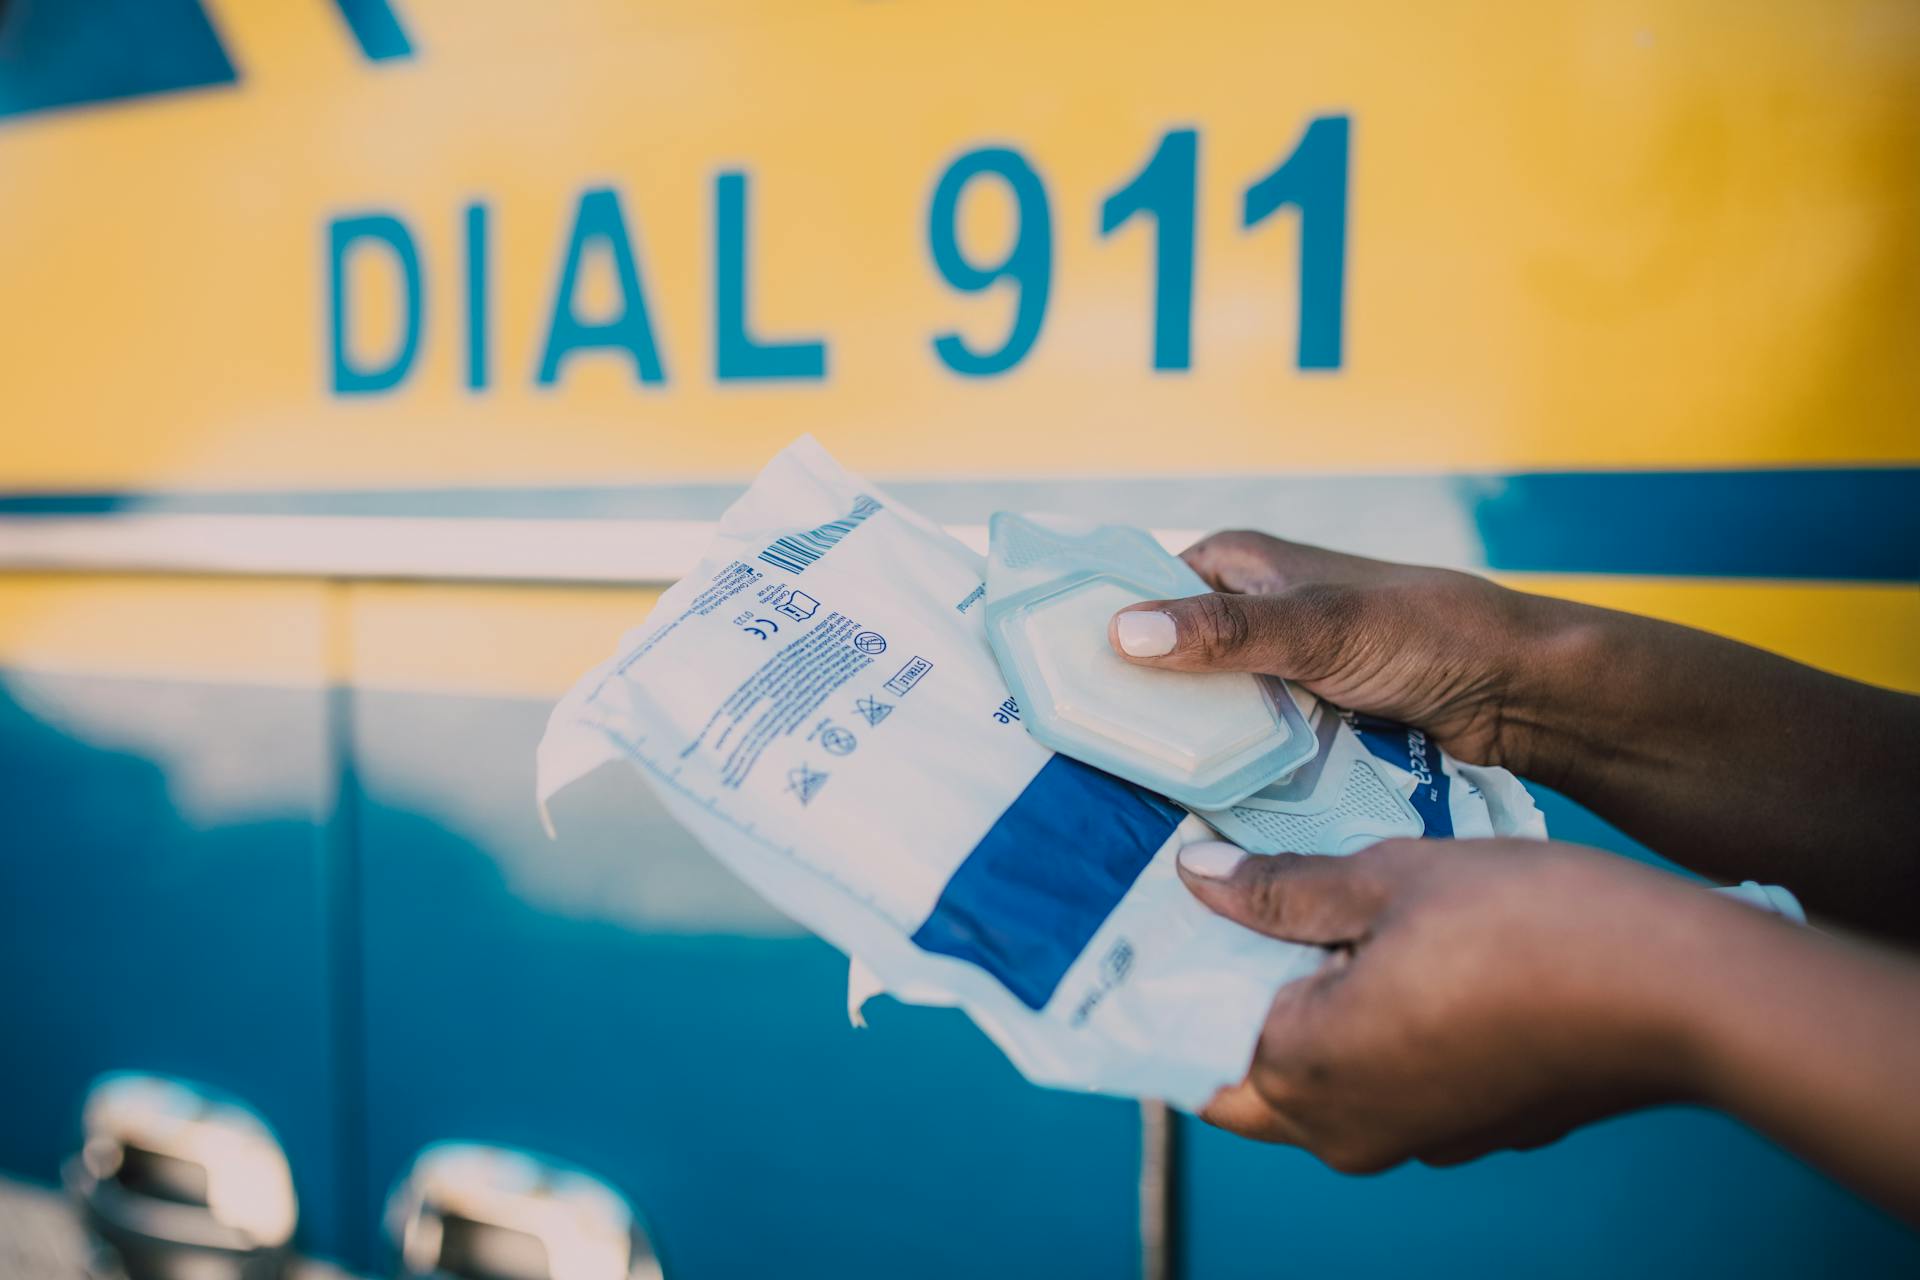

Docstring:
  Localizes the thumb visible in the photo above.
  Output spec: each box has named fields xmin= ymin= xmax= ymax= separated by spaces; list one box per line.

xmin=1176 ymin=843 xmax=1388 ymax=945
xmin=1108 ymin=584 xmax=1357 ymax=678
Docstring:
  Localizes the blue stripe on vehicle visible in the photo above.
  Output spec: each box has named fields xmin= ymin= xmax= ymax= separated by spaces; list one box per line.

xmin=1 ymin=467 xmax=1915 ymax=581
xmin=1349 ymin=716 xmax=1453 ymax=838
xmin=1468 ymin=468 xmax=1920 ymax=581
xmin=910 ymin=755 xmax=1185 ymax=1012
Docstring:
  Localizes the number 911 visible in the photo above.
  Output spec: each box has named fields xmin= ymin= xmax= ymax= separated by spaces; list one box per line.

xmin=927 ymin=115 xmax=1349 ymax=377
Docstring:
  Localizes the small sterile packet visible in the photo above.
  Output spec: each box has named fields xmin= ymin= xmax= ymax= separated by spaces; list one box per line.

xmin=1199 ymin=696 xmax=1547 ymax=852
xmin=983 ymin=513 xmax=1316 ymax=809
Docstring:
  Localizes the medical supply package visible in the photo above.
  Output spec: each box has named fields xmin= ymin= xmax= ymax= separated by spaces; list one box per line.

xmin=1200 ymin=699 xmax=1545 ymax=856
xmin=537 ymin=436 xmax=1545 ymax=1109
xmin=983 ymin=512 xmax=1316 ymax=809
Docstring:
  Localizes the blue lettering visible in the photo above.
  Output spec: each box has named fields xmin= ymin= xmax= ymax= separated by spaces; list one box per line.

xmin=715 ymin=172 xmax=827 ymax=381
xmin=1100 ymin=128 xmax=1197 ymax=371
xmin=328 ymin=212 xmax=422 ymax=394
xmin=536 ymin=188 xmax=666 ymax=386
xmin=928 ymin=147 xmax=1052 ymax=377
xmin=464 ymin=201 xmax=490 ymax=391
xmin=1243 ymin=115 xmax=1350 ymax=371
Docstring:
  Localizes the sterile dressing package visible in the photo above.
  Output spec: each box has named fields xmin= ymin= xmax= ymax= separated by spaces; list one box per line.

xmin=1198 ymin=697 xmax=1423 ymax=854
xmin=983 ymin=513 xmax=1316 ymax=809
xmin=538 ymin=436 xmax=1548 ymax=1108
xmin=1204 ymin=700 xmax=1548 ymax=854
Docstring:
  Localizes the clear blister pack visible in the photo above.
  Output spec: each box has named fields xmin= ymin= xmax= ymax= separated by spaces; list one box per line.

xmin=983 ymin=512 xmax=1317 ymax=810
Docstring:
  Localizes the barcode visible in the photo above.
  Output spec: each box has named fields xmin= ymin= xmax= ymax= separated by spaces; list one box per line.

xmin=758 ymin=494 xmax=882 ymax=573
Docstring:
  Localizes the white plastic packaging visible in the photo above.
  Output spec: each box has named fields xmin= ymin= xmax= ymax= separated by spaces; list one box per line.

xmin=538 ymin=436 xmax=1548 ymax=1107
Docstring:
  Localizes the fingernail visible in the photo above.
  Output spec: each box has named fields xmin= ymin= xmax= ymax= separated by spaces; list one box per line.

xmin=1115 ymin=609 xmax=1177 ymax=657
xmin=1178 ymin=841 xmax=1246 ymax=880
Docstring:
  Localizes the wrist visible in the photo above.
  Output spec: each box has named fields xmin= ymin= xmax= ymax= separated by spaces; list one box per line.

xmin=1485 ymin=587 xmax=1615 ymax=787
xmin=1616 ymin=882 xmax=1799 ymax=1111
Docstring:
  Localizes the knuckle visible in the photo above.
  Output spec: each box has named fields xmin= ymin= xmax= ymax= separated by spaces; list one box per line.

xmin=1241 ymin=869 xmax=1294 ymax=926
xmin=1318 ymin=1139 xmax=1398 ymax=1176
xmin=1184 ymin=530 xmax=1249 ymax=569
xmin=1277 ymin=581 xmax=1365 ymax=672
xmin=1354 ymin=837 xmax=1422 ymax=870
xmin=1213 ymin=528 xmax=1272 ymax=556
xmin=1240 ymin=850 xmax=1315 ymax=908
xmin=1199 ymin=528 xmax=1258 ymax=551
xmin=1184 ymin=592 xmax=1251 ymax=661
xmin=1349 ymin=839 xmax=1429 ymax=898
xmin=1246 ymin=1057 xmax=1298 ymax=1110
xmin=1291 ymin=579 xmax=1367 ymax=632
xmin=1316 ymin=1141 xmax=1368 ymax=1174
xmin=1187 ymin=529 xmax=1298 ymax=593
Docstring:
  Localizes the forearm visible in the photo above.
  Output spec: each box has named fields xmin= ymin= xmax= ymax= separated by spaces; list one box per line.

xmin=1503 ymin=593 xmax=1920 ymax=941
xmin=1664 ymin=901 xmax=1920 ymax=1224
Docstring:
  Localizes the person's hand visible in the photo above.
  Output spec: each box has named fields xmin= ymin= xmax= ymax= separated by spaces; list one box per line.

xmin=1106 ymin=530 xmax=1561 ymax=770
xmin=1106 ymin=529 xmax=1920 ymax=944
xmin=1176 ymin=836 xmax=1741 ymax=1172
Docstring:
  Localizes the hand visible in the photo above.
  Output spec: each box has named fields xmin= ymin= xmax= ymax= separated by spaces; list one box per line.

xmin=1176 ymin=837 xmax=1732 ymax=1172
xmin=1110 ymin=529 xmax=1920 ymax=944
xmin=1107 ymin=530 xmax=1559 ymax=771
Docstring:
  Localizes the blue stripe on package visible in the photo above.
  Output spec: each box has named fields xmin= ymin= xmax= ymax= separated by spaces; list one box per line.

xmin=913 ymin=755 xmax=1186 ymax=1010
xmin=1349 ymin=714 xmax=1455 ymax=837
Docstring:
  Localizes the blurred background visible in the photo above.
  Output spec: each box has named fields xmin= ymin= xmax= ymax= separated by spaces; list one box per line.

xmin=1 ymin=1 xmax=1917 ymax=1277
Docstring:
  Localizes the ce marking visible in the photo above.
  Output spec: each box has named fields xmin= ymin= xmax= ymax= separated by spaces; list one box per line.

xmin=741 ymin=616 xmax=781 ymax=641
